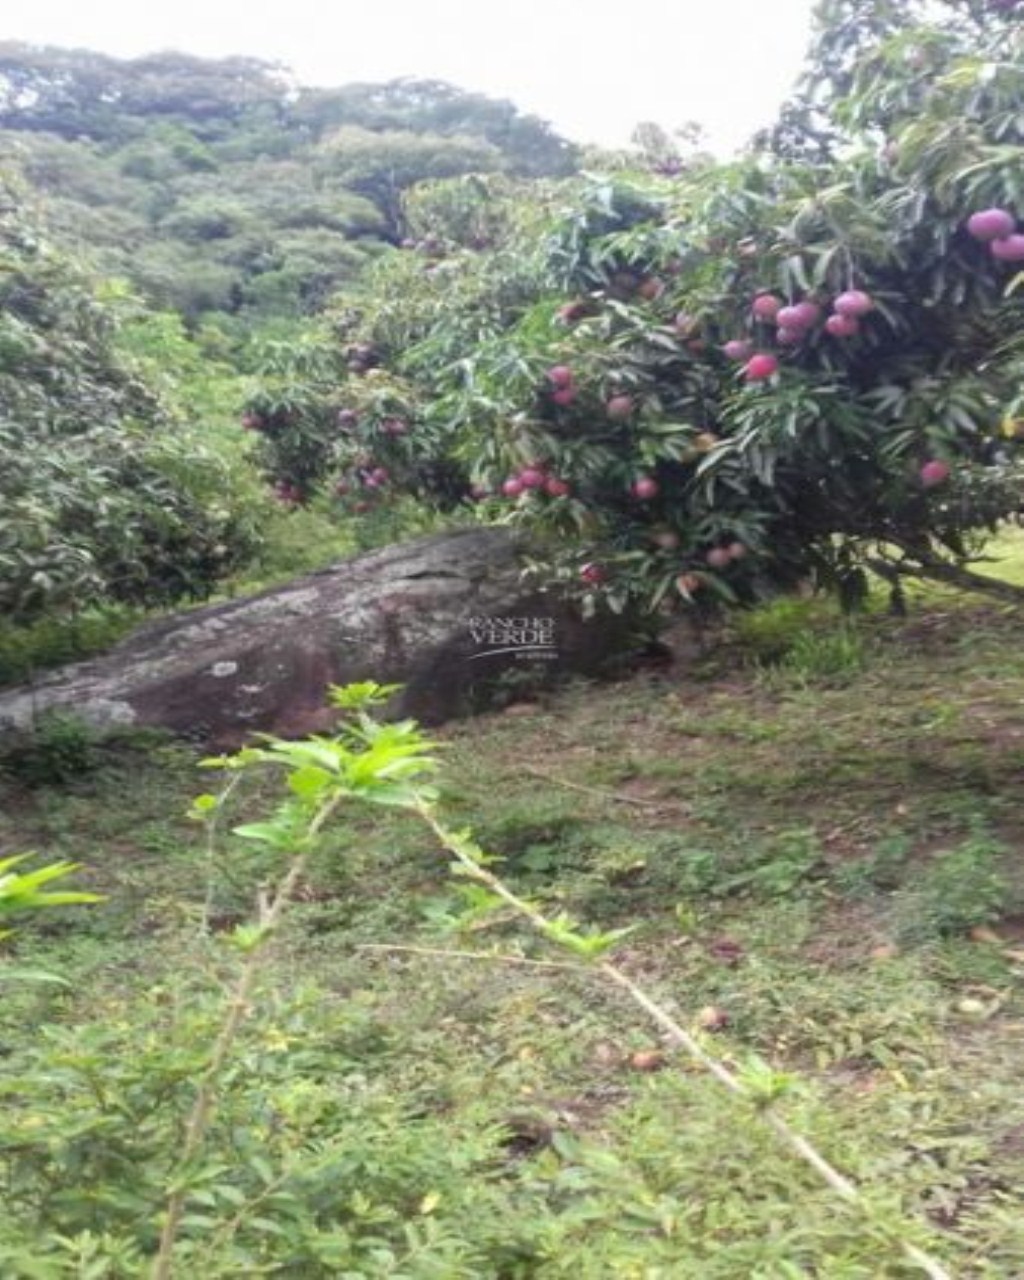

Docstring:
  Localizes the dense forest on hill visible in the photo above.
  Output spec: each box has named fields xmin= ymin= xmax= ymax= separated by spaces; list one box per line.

xmin=0 ymin=43 xmax=578 ymax=323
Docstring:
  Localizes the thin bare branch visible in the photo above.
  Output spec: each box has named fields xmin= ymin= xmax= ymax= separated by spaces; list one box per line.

xmin=357 ymin=942 xmax=588 ymax=970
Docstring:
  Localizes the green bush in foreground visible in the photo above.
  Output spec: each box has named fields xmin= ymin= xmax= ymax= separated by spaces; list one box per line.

xmin=0 ymin=684 xmax=957 ymax=1278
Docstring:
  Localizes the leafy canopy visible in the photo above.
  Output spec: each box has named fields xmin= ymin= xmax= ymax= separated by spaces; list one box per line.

xmin=249 ymin=0 xmax=1024 ymax=615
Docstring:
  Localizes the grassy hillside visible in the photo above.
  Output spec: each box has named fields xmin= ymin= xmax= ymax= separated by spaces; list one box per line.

xmin=1 ymin=591 xmax=1022 ymax=1275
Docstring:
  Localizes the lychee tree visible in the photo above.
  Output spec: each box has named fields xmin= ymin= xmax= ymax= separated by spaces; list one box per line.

xmin=249 ymin=0 xmax=1024 ymax=617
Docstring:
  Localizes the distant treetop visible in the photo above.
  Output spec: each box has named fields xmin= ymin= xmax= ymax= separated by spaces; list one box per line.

xmin=0 ymin=43 xmax=576 ymax=176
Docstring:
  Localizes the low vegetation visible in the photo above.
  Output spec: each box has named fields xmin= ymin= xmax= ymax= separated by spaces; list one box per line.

xmin=2 ymin=593 xmax=1022 ymax=1276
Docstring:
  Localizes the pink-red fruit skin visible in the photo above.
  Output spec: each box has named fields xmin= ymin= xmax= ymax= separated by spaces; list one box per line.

xmin=580 ymin=563 xmax=605 ymax=585
xmin=519 ymin=468 xmax=545 ymax=489
xmin=920 ymin=460 xmax=951 ymax=488
xmin=744 ymin=353 xmax=779 ymax=380
xmin=967 ymin=208 xmax=1016 ymax=241
xmin=752 ymin=294 xmax=782 ymax=320
xmin=632 ymin=477 xmax=659 ymax=500
xmin=991 ymin=235 xmax=1024 ymax=262
xmin=502 ymin=478 xmax=524 ymax=498
xmin=547 ymin=365 xmax=574 ymax=387
xmin=706 ymin=547 xmax=733 ymax=570
xmin=545 ymin=477 xmax=570 ymax=497
xmin=790 ymin=300 xmax=822 ymax=328
xmin=778 ymin=301 xmax=821 ymax=331
xmin=552 ymin=388 xmax=576 ymax=406
xmin=777 ymin=327 xmax=802 ymax=345
xmin=722 ymin=339 xmax=753 ymax=360
xmin=775 ymin=306 xmax=804 ymax=330
xmin=606 ymin=395 xmax=634 ymax=419
xmin=826 ymin=313 xmax=860 ymax=337
xmin=833 ymin=290 xmax=873 ymax=317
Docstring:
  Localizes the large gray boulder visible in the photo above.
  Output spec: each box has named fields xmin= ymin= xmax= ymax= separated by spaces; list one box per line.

xmin=0 ymin=528 xmax=625 ymax=745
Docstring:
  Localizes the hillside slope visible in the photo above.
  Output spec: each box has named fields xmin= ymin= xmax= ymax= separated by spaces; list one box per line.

xmin=0 ymin=43 xmax=577 ymax=323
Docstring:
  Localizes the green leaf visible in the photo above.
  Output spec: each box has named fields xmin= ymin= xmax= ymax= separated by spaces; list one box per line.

xmin=328 ymin=681 xmax=402 ymax=710
xmin=232 ymin=821 xmax=296 ymax=849
xmin=0 ymin=967 xmax=72 ymax=986
xmin=287 ymin=765 xmax=334 ymax=799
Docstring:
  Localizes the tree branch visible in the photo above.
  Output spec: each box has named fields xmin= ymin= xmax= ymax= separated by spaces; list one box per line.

xmin=867 ymin=556 xmax=1024 ymax=604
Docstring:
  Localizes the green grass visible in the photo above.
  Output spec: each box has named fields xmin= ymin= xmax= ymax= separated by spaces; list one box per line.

xmin=2 ymin=592 xmax=1024 ymax=1275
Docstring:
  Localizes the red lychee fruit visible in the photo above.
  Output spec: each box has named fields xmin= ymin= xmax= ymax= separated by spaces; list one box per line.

xmin=991 ymin=234 xmax=1024 ymax=262
xmin=722 ymin=339 xmax=753 ymax=360
xmin=744 ymin=353 xmax=779 ymax=380
xmin=967 ymin=208 xmax=1016 ymax=241
xmin=920 ymin=459 xmax=951 ymax=487
xmin=825 ymin=313 xmax=860 ymax=337
xmin=832 ymin=290 xmax=874 ymax=317
xmin=632 ymin=476 xmax=659 ymax=500
xmin=752 ymin=294 xmax=783 ymax=321
xmin=706 ymin=547 xmax=733 ymax=569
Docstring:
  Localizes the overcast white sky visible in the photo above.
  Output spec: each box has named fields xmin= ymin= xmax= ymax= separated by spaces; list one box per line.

xmin=3 ymin=0 xmax=817 ymax=153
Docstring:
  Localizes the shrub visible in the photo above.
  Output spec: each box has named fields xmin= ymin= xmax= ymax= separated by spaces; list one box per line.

xmin=0 ymin=712 xmax=98 ymax=786
xmin=0 ymin=173 xmax=259 ymax=627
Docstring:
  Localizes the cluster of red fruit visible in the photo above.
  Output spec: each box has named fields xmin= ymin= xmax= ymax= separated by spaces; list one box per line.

xmin=332 ymin=462 xmax=391 ymax=514
xmin=548 ymin=362 xmax=641 ymax=421
xmin=721 ymin=288 xmax=877 ymax=382
xmin=554 ymin=270 xmax=670 ymax=332
xmin=966 ymin=208 xmax=1024 ymax=262
xmin=547 ymin=364 xmax=577 ymax=406
xmin=495 ymin=462 xmax=571 ymax=499
xmin=581 ymin=539 xmax=747 ymax=592
xmin=337 ymin=408 xmax=409 ymax=437
xmin=346 ymin=343 xmax=378 ymax=376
